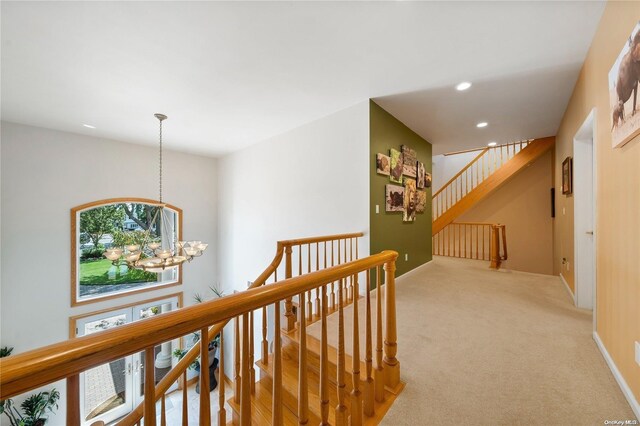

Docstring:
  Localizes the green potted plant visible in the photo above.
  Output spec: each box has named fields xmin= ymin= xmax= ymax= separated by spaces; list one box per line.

xmin=172 ymin=285 xmax=224 ymax=393
xmin=0 ymin=347 xmax=60 ymax=426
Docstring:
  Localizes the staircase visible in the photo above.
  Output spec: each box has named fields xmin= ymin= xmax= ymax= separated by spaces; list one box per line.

xmin=432 ymin=136 xmax=555 ymax=235
xmin=0 ymin=233 xmax=403 ymax=426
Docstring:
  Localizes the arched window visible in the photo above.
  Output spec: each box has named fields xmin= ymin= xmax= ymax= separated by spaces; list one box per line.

xmin=71 ymin=198 xmax=182 ymax=306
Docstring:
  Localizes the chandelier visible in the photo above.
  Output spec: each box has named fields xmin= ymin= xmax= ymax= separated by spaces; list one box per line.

xmin=103 ymin=113 xmax=207 ymax=272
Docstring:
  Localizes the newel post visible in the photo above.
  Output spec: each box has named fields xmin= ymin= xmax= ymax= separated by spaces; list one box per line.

xmin=489 ymin=225 xmax=500 ymax=270
xmin=283 ymin=246 xmax=296 ymax=331
xmin=383 ymin=252 xmax=400 ymax=389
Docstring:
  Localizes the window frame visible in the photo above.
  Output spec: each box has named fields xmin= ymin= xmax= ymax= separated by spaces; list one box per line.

xmin=71 ymin=197 xmax=183 ymax=307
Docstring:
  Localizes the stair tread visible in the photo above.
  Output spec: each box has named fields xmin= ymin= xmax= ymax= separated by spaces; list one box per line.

xmin=227 ymin=379 xmax=320 ymax=425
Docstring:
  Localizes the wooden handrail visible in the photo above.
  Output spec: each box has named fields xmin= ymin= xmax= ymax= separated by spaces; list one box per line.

xmin=432 ymin=148 xmax=489 ymax=198
xmin=120 ymin=231 xmax=363 ymax=424
xmin=0 ymin=250 xmax=391 ymax=401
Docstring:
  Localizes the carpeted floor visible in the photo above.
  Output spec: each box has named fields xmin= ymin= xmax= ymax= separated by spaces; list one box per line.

xmin=311 ymin=256 xmax=635 ymax=425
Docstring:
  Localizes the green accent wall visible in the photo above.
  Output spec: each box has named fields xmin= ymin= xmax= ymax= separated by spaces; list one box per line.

xmin=370 ymin=100 xmax=432 ymax=277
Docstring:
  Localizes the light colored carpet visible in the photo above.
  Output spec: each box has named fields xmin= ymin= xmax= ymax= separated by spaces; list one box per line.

xmin=309 ymin=256 xmax=635 ymax=425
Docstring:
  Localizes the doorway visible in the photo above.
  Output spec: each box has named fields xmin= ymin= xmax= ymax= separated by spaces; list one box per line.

xmin=75 ymin=296 xmax=180 ymax=425
xmin=573 ymin=109 xmax=597 ymax=314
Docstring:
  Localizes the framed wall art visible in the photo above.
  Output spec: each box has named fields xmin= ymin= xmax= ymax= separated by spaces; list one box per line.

xmin=562 ymin=157 xmax=573 ymax=195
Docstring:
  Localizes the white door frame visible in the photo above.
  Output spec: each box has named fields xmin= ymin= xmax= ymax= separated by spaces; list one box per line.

xmin=76 ymin=296 xmax=180 ymax=424
xmin=573 ymin=108 xmax=597 ymax=326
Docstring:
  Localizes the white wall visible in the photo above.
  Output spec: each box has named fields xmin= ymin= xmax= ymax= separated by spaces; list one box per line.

xmin=0 ymin=122 xmax=218 ymax=424
xmin=432 ymin=151 xmax=479 ymax=192
xmin=217 ymin=102 xmax=370 ymax=376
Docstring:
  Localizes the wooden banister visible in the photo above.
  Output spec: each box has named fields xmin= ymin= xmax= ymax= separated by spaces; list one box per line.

xmin=432 ymin=147 xmax=489 ymax=198
xmin=433 ymin=137 xmax=554 ymax=234
xmin=121 ymin=232 xmax=361 ymax=424
xmin=0 ymin=249 xmax=394 ymax=400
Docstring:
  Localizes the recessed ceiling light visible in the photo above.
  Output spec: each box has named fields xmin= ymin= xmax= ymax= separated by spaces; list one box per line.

xmin=83 ymin=124 xmax=96 ymax=129
xmin=456 ymin=81 xmax=472 ymax=91
xmin=476 ymin=122 xmax=488 ymax=128
xmin=487 ymin=141 xmax=498 ymax=147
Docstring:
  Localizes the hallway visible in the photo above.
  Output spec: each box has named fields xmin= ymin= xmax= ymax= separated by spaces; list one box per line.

xmin=380 ymin=257 xmax=634 ymax=425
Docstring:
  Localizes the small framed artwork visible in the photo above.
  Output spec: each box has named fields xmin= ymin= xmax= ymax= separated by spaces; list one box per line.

xmin=385 ymin=184 xmax=404 ymax=212
xmin=424 ymin=172 xmax=432 ymax=188
xmin=608 ymin=21 xmax=640 ymax=148
xmin=389 ymin=148 xmax=403 ymax=184
xmin=416 ymin=190 xmax=427 ymax=213
xmin=401 ymin=145 xmax=417 ymax=178
xmin=376 ymin=153 xmax=390 ymax=176
xmin=416 ymin=162 xmax=425 ymax=188
xmin=403 ymin=177 xmax=417 ymax=222
xmin=562 ymin=157 xmax=573 ymax=195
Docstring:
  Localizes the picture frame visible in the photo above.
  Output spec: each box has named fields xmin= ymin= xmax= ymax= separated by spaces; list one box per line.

xmin=562 ymin=157 xmax=573 ymax=195
xmin=608 ymin=21 xmax=640 ymax=148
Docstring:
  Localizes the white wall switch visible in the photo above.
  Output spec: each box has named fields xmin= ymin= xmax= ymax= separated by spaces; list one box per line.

xmin=405 ymin=253 xmax=408 ymax=261
xmin=635 ymin=341 xmax=640 ymax=366
xmin=375 ymin=204 xmax=380 ymax=214
xmin=562 ymin=207 xmax=566 ymax=215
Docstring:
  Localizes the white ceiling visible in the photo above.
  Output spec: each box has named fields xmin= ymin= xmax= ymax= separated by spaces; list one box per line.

xmin=1 ymin=1 xmax=605 ymax=157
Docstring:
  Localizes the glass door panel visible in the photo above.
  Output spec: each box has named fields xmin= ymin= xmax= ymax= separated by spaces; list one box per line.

xmin=76 ymin=309 xmax=133 ymax=425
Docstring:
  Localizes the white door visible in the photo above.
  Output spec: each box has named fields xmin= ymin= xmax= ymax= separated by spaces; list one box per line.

xmin=574 ymin=112 xmax=596 ymax=311
xmin=77 ymin=296 xmax=180 ymax=425
xmin=77 ymin=309 xmax=133 ymax=425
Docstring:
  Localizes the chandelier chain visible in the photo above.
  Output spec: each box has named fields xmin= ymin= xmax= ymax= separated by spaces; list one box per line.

xmin=159 ymin=117 xmax=163 ymax=203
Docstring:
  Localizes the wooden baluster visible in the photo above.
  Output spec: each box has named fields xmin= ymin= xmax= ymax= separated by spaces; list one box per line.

xmin=476 ymin=225 xmax=479 ymax=260
xmin=363 ymin=270 xmax=374 ymax=416
xmin=374 ymin=266 xmax=385 ymax=402
xmin=350 ymin=274 xmax=363 ymax=426
xmin=335 ymin=278 xmax=348 ymax=425
xmin=284 ymin=246 xmax=295 ymax=331
xmin=234 ymin=316 xmax=241 ymax=403
xmin=249 ymin=310 xmax=255 ymax=394
xmin=330 ymin=240 xmax=336 ymax=310
xmin=307 ymin=244 xmax=313 ymax=322
xmin=298 ymin=291 xmax=309 ymax=425
xmin=348 ymin=238 xmax=354 ymax=302
xmin=261 ymin=305 xmax=268 ymax=365
xmin=315 ymin=242 xmax=321 ymax=318
xmin=240 ymin=313 xmax=251 ymax=425
xmin=66 ymin=375 xmax=80 ymax=426
xmin=182 ymin=371 xmax=188 ymax=425
xmin=200 ymin=328 xmax=211 ymax=426
xmin=161 ymin=394 xmax=166 ymax=426
xmin=144 ymin=347 xmax=156 ymax=426
xmin=320 ymin=284 xmax=330 ymax=425
xmin=272 ymin=301 xmax=283 ymax=424
xmin=384 ymin=257 xmax=400 ymax=388
xmin=218 ymin=329 xmax=226 ymax=426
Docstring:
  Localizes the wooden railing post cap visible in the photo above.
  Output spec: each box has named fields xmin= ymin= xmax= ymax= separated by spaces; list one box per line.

xmin=380 ymin=250 xmax=398 ymax=261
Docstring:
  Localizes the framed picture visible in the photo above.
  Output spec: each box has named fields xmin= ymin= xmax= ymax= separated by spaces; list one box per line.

xmin=376 ymin=153 xmax=390 ymax=176
xmin=385 ymin=184 xmax=404 ymax=212
xmin=401 ymin=145 xmax=417 ymax=178
xmin=416 ymin=190 xmax=427 ymax=213
xmin=416 ymin=162 xmax=425 ymax=188
xmin=403 ymin=177 xmax=417 ymax=222
xmin=424 ymin=172 xmax=432 ymax=189
xmin=389 ymin=148 xmax=403 ymax=184
xmin=562 ymin=157 xmax=573 ymax=195
xmin=609 ymin=21 xmax=640 ymax=148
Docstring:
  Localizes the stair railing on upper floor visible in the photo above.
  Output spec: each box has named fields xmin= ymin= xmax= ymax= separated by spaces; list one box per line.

xmin=433 ymin=222 xmax=508 ymax=269
xmin=0 ymin=232 xmax=387 ymax=426
xmin=432 ymin=139 xmax=533 ymax=222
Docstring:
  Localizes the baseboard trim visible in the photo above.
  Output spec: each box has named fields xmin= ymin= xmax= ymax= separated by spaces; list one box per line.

xmin=593 ymin=332 xmax=640 ymax=420
xmin=559 ymin=273 xmax=576 ymax=305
